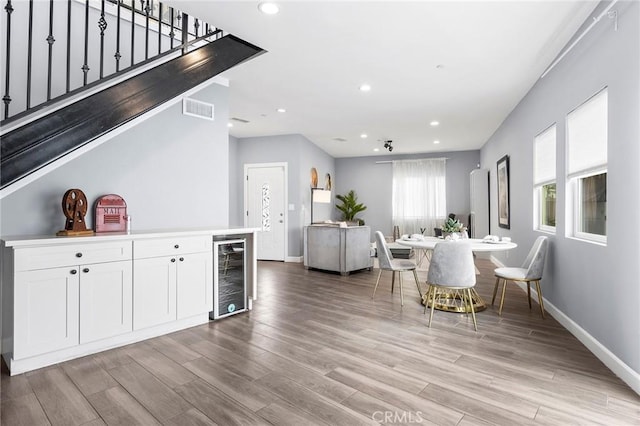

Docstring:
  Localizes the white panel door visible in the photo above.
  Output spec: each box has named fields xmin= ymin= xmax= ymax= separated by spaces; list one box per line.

xmin=176 ymin=251 xmax=213 ymax=319
xmin=79 ymin=261 xmax=133 ymax=344
xmin=14 ymin=267 xmax=80 ymax=359
xmin=133 ymin=256 xmax=177 ymax=330
xmin=246 ymin=165 xmax=286 ymax=261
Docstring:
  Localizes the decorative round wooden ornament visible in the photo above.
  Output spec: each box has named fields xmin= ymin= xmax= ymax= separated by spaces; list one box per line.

xmin=56 ymin=189 xmax=94 ymax=236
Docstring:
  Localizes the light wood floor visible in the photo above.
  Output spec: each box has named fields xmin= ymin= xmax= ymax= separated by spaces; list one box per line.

xmin=2 ymin=259 xmax=639 ymax=425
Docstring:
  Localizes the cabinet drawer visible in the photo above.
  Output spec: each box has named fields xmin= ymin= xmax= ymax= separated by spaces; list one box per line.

xmin=134 ymin=236 xmax=211 ymax=259
xmin=14 ymin=241 xmax=132 ymax=271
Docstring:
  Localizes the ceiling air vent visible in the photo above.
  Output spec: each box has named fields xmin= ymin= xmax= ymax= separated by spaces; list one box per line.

xmin=231 ymin=117 xmax=250 ymax=123
xmin=183 ymin=98 xmax=214 ymax=120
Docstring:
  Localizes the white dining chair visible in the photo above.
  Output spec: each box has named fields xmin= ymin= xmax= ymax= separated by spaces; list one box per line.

xmin=492 ymin=236 xmax=548 ymax=318
xmin=424 ymin=241 xmax=477 ymax=331
xmin=372 ymin=231 xmax=423 ymax=306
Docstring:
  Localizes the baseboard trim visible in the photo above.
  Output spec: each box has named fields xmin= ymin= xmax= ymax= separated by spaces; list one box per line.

xmin=286 ymin=256 xmax=303 ymax=263
xmin=489 ymin=255 xmax=640 ymax=395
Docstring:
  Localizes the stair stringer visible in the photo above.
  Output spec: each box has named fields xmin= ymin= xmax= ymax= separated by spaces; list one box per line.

xmin=0 ymin=34 xmax=264 ymax=195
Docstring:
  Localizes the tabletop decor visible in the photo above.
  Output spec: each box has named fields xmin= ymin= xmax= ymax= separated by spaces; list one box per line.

xmin=94 ymin=194 xmax=128 ymax=233
xmin=56 ymin=188 xmax=94 ymax=236
xmin=335 ymin=190 xmax=367 ymax=225
xmin=441 ymin=217 xmax=467 ymax=239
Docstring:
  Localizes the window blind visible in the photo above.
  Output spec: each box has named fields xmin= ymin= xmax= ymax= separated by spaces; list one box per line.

xmin=567 ymin=88 xmax=608 ymax=176
xmin=534 ymin=124 xmax=556 ymax=184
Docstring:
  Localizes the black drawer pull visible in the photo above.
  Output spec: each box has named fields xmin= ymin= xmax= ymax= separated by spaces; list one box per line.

xmin=83 ymin=268 xmax=90 ymax=273
xmin=76 ymin=252 xmax=83 ymax=258
xmin=171 ymin=258 xmax=176 ymax=263
xmin=70 ymin=269 xmax=77 ymax=275
xmin=174 ymin=244 xmax=179 ymax=249
xmin=179 ymin=257 xmax=184 ymax=262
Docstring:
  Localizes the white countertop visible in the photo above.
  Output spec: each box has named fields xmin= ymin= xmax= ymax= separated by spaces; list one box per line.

xmin=1 ymin=227 xmax=260 ymax=247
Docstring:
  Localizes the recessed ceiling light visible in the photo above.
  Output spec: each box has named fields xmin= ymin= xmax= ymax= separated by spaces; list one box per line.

xmin=276 ymin=108 xmax=286 ymax=113
xmin=373 ymin=148 xmax=380 ymax=152
xmin=258 ymin=2 xmax=279 ymax=15
xmin=360 ymin=133 xmax=368 ymax=139
xmin=430 ymin=121 xmax=439 ymax=126
xmin=359 ymin=84 xmax=371 ymax=92
xmin=227 ymin=122 xmax=233 ymax=127
xmin=433 ymin=140 xmax=440 ymax=144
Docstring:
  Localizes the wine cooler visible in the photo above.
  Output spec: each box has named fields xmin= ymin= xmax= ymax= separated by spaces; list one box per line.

xmin=211 ymin=238 xmax=247 ymax=319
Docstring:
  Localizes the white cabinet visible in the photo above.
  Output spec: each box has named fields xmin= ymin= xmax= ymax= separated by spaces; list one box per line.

xmin=133 ymin=256 xmax=177 ymax=330
xmin=177 ymin=251 xmax=213 ymax=319
xmin=2 ymin=227 xmax=256 ymax=375
xmin=79 ymin=260 xmax=132 ymax=344
xmin=14 ymin=267 xmax=80 ymax=359
xmin=12 ymin=241 xmax=132 ymax=359
xmin=133 ymin=236 xmax=212 ymax=330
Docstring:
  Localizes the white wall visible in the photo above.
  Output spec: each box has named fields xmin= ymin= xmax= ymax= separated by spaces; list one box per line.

xmin=0 ymin=82 xmax=230 ymax=235
xmin=480 ymin=1 xmax=639 ymax=390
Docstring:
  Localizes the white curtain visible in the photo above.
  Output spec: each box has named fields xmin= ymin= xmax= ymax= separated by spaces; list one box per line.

xmin=392 ymin=158 xmax=447 ymax=235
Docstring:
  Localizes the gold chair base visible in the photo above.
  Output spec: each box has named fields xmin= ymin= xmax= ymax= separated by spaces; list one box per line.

xmin=422 ymin=288 xmax=487 ymax=313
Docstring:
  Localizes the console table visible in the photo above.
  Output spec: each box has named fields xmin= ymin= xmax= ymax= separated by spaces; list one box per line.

xmin=304 ymin=225 xmax=372 ymax=275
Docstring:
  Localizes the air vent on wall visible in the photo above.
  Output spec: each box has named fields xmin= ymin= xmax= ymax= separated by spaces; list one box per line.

xmin=183 ymin=98 xmax=214 ymax=120
xmin=231 ymin=117 xmax=250 ymax=123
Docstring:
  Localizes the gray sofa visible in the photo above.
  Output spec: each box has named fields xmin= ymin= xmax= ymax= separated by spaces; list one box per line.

xmin=303 ymin=225 xmax=373 ymax=275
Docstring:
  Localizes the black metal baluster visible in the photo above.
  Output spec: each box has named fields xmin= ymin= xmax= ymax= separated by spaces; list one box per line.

xmin=2 ymin=0 xmax=12 ymax=119
xmin=26 ymin=0 xmax=33 ymax=109
xmin=157 ymin=2 xmax=162 ymax=54
xmin=98 ymin=0 xmax=107 ymax=79
xmin=144 ymin=0 xmax=149 ymax=59
xmin=181 ymin=12 xmax=188 ymax=55
xmin=169 ymin=7 xmax=174 ymax=49
xmin=46 ymin=0 xmax=55 ymax=100
xmin=81 ymin=0 xmax=89 ymax=85
xmin=130 ymin=0 xmax=135 ymax=66
xmin=115 ymin=0 xmax=121 ymax=72
xmin=66 ymin=0 xmax=71 ymax=92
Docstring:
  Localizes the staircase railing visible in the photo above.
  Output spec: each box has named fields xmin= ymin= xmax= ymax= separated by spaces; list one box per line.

xmin=1 ymin=0 xmax=224 ymax=125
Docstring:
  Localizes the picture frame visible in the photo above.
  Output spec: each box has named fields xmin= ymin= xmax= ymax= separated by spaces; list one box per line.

xmin=497 ymin=155 xmax=510 ymax=229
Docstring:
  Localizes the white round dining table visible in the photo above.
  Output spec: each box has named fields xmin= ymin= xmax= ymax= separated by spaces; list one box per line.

xmin=396 ymin=237 xmax=517 ymax=252
xmin=395 ymin=237 xmax=518 ymax=312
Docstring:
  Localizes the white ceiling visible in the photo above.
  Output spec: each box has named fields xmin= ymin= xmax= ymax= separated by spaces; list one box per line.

xmin=170 ymin=1 xmax=598 ymax=158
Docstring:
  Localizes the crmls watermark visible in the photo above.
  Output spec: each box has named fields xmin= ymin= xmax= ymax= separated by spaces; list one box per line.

xmin=372 ymin=410 xmax=424 ymax=424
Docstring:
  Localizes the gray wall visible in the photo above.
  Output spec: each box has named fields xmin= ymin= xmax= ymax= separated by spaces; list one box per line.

xmin=1 ymin=82 xmax=230 ymax=236
xmin=335 ymin=151 xmax=481 ymax=239
xmin=480 ymin=1 xmax=639 ymax=377
xmin=233 ymin=134 xmax=335 ymax=258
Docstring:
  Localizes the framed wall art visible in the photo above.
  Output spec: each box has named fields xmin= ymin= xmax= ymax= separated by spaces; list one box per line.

xmin=497 ymin=155 xmax=510 ymax=229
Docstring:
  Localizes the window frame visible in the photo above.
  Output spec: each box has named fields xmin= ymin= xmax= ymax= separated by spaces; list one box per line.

xmin=565 ymin=87 xmax=608 ymax=245
xmin=533 ymin=124 xmax=557 ymax=233
xmin=570 ymin=168 xmax=607 ymax=244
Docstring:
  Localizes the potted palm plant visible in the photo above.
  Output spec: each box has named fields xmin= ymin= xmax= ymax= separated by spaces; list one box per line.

xmin=335 ymin=190 xmax=367 ymax=225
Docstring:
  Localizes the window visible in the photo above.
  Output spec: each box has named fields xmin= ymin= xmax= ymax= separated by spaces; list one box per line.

xmin=392 ymin=159 xmax=447 ymax=234
xmin=567 ymin=88 xmax=607 ymax=243
xmin=534 ymin=124 xmax=556 ymax=232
